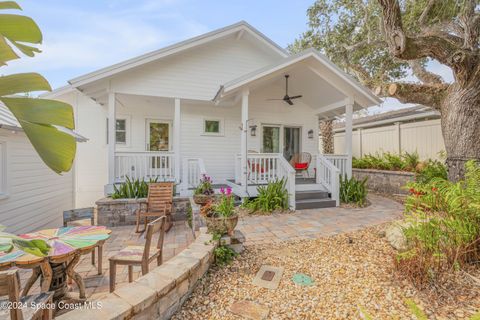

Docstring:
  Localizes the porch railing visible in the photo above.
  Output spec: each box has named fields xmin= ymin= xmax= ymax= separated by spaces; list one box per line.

xmin=322 ymin=154 xmax=348 ymax=177
xmin=114 ymin=151 xmax=175 ymax=182
xmin=316 ymin=154 xmax=340 ymax=206
xmin=182 ymin=157 xmax=207 ymax=190
xmin=235 ymin=153 xmax=296 ymax=209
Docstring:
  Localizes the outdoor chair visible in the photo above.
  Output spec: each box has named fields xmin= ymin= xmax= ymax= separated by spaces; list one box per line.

xmin=135 ymin=182 xmax=173 ymax=233
xmin=109 ymin=216 xmax=166 ymax=292
xmin=63 ymin=207 xmax=104 ymax=275
xmin=290 ymin=152 xmax=312 ymax=178
xmin=0 ymin=270 xmax=54 ymax=320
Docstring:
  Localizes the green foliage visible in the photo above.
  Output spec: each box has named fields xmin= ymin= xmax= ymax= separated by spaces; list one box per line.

xmin=213 ymin=245 xmax=237 ymax=266
xmin=111 ymin=177 xmax=159 ymax=199
xmin=242 ymin=178 xmax=289 ymax=213
xmin=213 ymin=190 xmax=235 ymax=217
xmin=289 ymin=0 xmax=465 ymax=87
xmin=397 ymin=161 xmax=480 ymax=287
xmin=0 ymin=2 xmax=76 ymax=174
xmin=194 ymin=174 xmax=214 ymax=195
xmin=339 ymin=175 xmax=368 ymax=206
xmin=403 ymin=151 xmax=420 ymax=171
xmin=186 ymin=205 xmax=193 ymax=229
xmin=415 ymin=160 xmax=448 ymax=184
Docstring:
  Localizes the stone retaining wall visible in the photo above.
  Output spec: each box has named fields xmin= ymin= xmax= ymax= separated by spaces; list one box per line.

xmin=353 ymin=168 xmax=415 ymax=195
xmin=95 ymin=197 xmax=190 ymax=227
xmin=57 ymin=230 xmax=215 ymax=320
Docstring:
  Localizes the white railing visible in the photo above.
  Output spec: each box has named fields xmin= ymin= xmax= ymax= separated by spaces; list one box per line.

xmin=322 ymin=154 xmax=348 ymax=177
xmin=235 ymin=153 xmax=296 ymax=209
xmin=114 ymin=151 xmax=175 ymax=182
xmin=316 ymin=154 xmax=340 ymax=206
xmin=182 ymin=157 xmax=207 ymax=190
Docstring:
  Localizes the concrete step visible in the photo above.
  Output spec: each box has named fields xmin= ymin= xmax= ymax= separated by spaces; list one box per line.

xmin=295 ymin=190 xmax=329 ymax=200
xmin=295 ymin=198 xmax=337 ymax=210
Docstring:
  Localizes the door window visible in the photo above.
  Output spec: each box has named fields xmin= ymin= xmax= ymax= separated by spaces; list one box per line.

xmin=148 ymin=121 xmax=170 ymax=151
xmin=262 ymin=126 xmax=280 ymax=153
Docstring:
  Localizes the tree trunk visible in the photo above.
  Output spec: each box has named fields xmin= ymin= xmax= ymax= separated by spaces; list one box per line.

xmin=320 ymin=120 xmax=334 ymax=154
xmin=441 ymin=82 xmax=480 ymax=181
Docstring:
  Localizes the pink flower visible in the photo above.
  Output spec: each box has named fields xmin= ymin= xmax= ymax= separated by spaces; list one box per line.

xmin=226 ymin=187 xmax=232 ymax=195
xmin=220 ymin=187 xmax=225 ymax=194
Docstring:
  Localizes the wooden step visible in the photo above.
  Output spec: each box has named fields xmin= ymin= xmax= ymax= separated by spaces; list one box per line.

xmin=295 ymin=198 xmax=337 ymax=210
xmin=295 ymin=190 xmax=329 ymax=200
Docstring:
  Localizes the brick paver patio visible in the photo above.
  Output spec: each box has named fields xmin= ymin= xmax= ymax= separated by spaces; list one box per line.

xmin=237 ymin=194 xmax=403 ymax=245
xmin=18 ymin=221 xmax=195 ymax=300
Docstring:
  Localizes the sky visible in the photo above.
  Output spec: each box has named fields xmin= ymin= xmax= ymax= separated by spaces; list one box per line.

xmin=4 ymin=0 xmax=453 ymax=114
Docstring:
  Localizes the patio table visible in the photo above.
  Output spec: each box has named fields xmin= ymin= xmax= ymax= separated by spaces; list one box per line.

xmin=0 ymin=226 xmax=111 ymax=302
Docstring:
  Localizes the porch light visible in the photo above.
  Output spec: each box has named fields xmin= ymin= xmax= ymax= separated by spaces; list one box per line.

xmin=308 ymin=129 xmax=314 ymax=139
xmin=250 ymin=125 xmax=257 ymax=137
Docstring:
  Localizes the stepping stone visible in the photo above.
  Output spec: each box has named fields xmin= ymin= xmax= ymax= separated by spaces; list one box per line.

xmin=230 ymin=300 xmax=269 ymax=320
xmin=252 ymin=265 xmax=284 ymax=290
xmin=292 ymin=273 xmax=314 ymax=286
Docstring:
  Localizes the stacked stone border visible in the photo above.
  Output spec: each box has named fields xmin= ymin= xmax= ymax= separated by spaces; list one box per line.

xmin=57 ymin=229 xmax=215 ymax=320
xmin=353 ymin=168 xmax=415 ymax=195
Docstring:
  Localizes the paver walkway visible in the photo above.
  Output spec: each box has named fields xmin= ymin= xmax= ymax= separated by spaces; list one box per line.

xmin=237 ymin=194 xmax=403 ymax=245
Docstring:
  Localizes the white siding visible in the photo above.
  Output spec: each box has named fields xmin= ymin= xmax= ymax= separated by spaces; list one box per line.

xmin=330 ymin=119 xmax=445 ymax=160
xmin=0 ymin=130 xmax=73 ymax=234
xmin=111 ymin=36 xmax=283 ymax=101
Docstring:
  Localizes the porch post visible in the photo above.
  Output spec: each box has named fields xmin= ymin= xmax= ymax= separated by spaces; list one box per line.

xmin=345 ymin=100 xmax=353 ymax=178
xmin=241 ymin=89 xmax=249 ymax=186
xmin=108 ymin=92 xmax=116 ymax=185
xmin=174 ymin=98 xmax=181 ymax=183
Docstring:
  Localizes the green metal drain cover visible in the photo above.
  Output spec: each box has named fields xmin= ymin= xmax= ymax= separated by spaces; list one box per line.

xmin=292 ymin=273 xmax=314 ymax=286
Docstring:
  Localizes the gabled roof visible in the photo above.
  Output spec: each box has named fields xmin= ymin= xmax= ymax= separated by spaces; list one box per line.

xmin=214 ymin=48 xmax=381 ymax=107
xmin=69 ymin=21 xmax=288 ymax=88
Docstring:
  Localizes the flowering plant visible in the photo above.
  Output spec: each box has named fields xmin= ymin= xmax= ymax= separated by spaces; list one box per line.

xmin=194 ymin=174 xmax=214 ymax=196
xmin=213 ymin=187 xmax=235 ymax=217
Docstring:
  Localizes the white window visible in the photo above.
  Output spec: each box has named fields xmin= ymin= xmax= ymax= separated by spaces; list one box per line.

xmin=115 ymin=119 xmax=127 ymax=144
xmin=0 ymin=141 xmax=7 ymax=199
xmin=203 ymin=118 xmax=224 ymax=136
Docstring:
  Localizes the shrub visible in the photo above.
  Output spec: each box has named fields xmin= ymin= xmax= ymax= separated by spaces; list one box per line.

xmin=415 ymin=160 xmax=447 ymax=184
xmin=242 ymin=178 xmax=289 ymax=213
xmin=339 ymin=175 xmax=368 ymax=206
xmin=111 ymin=177 xmax=158 ymax=199
xmin=213 ymin=187 xmax=235 ymax=217
xmin=397 ymin=160 xmax=480 ymax=288
xmin=402 ymin=151 xmax=420 ymax=171
xmin=213 ymin=245 xmax=237 ymax=266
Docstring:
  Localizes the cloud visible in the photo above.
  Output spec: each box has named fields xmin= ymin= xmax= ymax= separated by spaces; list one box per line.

xmin=1 ymin=0 xmax=209 ymax=87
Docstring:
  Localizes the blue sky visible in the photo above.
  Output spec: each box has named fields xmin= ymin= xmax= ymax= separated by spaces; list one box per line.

xmin=4 ymin=0 xmax=452 ymax=113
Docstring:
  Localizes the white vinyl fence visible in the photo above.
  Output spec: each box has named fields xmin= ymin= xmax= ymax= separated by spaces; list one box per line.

xmin=326 ymin=119 xmax=445 ymax=160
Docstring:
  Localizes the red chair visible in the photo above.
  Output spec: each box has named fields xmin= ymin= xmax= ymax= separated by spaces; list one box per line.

xmin=290 ymin=152 xmax=312 ymax=178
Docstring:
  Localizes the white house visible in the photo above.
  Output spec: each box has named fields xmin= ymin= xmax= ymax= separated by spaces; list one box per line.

xmin=46 ymin=21 xmax=380 ymax=210
xmin=0 ymin=105 xmax=86 ymax=233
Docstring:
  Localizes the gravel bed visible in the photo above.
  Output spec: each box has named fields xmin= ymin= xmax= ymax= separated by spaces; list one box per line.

xmin=172 ymin=224 xmax=480 ymax=320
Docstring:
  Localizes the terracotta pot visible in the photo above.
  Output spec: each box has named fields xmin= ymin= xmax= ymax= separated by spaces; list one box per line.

xmin=204 ymin=214 xmax=238 ymax=236
xmin=193 ymin=194 xmax=212 ymax=206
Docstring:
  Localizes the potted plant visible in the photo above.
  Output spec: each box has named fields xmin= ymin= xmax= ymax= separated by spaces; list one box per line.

xmin=201 ymin=187 xmax=238 ymax=236
xmin=193 ymin=174 xmax=214 ymax=206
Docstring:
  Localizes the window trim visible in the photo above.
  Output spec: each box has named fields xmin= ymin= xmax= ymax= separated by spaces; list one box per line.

xmin=202 ymin=117 xmax=224 ymax=136
xmin=0 ymin=139 xmax=8 ymax=200
xmin=115 ymin=117 xmax=128 ymax=145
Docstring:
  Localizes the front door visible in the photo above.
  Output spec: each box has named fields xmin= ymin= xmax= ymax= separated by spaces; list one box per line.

xmin=283 ymin=127 xmax=300 ymax=161
xmin=147 ymin=120 xmax=170 ymax=151
xmin=262 ymin=125 xmax=280 ymax=153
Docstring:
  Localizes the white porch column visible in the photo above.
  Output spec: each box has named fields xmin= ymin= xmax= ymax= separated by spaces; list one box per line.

xmin=345 ymin=101 xmax=353 ymax=178
xmin=108 ymin=92 xmax=116 ymax=185
xmin=174 ymin=98 xmax=181 ymax=183
xmin=240 ymin=89 xmax=249 ymax=186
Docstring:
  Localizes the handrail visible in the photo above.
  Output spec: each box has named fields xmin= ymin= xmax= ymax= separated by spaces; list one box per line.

xmin=277 ymin=155 xmax=296 ymax=210
xmin=115 ymin=151 xmax=174 ymax=155
xmin=114 ymin=152 xmax=175 ymax=182
xmin=321 ymin=153 xmax=348 ymax=178
xmin=316 ymin=154 xmax=340 ymax=206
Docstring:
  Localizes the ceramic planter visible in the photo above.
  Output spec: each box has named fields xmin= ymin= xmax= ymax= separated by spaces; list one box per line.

xmin=204 ymin=214 xmax=239 ymax=236
xmin=193 ymin=194 xmax=212 ymax=206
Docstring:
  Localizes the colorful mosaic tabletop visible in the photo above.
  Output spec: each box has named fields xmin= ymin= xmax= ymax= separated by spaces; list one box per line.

xmin=19 ymin=226 xmax=111 ymax=258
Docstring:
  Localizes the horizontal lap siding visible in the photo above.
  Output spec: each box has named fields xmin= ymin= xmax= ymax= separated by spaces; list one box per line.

xmin=0 ymin=131 xmax=73 ymax=234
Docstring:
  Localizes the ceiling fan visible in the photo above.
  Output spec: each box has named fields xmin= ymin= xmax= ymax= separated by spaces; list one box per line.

xmin=267 ymin=74 xmax=302 ymax=105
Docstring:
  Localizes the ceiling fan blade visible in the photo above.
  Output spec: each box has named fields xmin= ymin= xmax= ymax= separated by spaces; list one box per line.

xmin=285 ymin=99 xmax=294 ymax=106
xmin=289 ymin=95 xmax=302 ymax=99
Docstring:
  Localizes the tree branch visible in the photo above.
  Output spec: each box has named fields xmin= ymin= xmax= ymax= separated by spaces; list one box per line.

xmin=460 ymin=0 xmax=480 ymax=49
xmin=374 ymin=82 xmax=448 ymax=110
xmin=408 ymin=60 xmax=444 ymax=85
xmin=418 ymin=0 xmax=436 ymax=26
xmin=378 ymin=0 xmax=478 ymax=85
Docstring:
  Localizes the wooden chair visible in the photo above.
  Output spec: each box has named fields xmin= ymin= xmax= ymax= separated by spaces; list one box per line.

xmin=109 ymin=216 xmax=166 ymax=292
xmin=0 ymin=270 xmax=54 ymax=320
xmin=63 ymin=207 xmax=104 ymax=275
xmin=135 ymin=182 xmax=173 ymax=233
xmin=290 ymin=152 xmax=312 ymax=178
